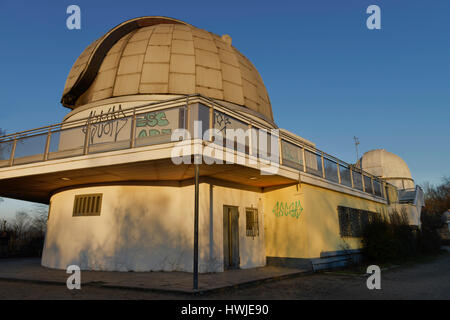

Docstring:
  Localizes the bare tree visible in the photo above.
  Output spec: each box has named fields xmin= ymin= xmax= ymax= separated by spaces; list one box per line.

xmin=422 ymin=176 xmax=450 ymax=216
xmin=12 ymin=211 xmax=31 ymax=239
xmin=30 ymin=204 xmax=48 ymax=236
xmin=0 ymin=129 xmax=5 ymax=205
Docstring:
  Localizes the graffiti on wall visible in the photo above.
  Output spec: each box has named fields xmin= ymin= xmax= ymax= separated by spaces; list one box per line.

xmin=136 ymin=111 xmax=171 ymax=138
xmin=83 ymin=105 xmax=128 ymax=144
xmin=273 ymin=200 xmax=303 ymax=219
xmin=214 ymin=112 xmax=232 ymax=134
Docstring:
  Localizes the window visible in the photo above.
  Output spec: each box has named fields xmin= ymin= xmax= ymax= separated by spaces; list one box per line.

xmin=73 ymin=194 xmax=102 ymax=216
xmin=352 ymin=170 xmax=363 ymax=191
xmin=373 ymin=180 xmax=383 ymax=197
xmin=364 ymin=175 xmax=373 ymax=194
xmin=337 ymin=206 xmax=375 ymax=237
xmin=246 ymin=208 xmax=259 ymax=237
xmin=339 ymin=165 xmax=352 ymax=187
xmin=304 ymin=149 xmax=323 ymax=177
xmin=281 ymin=140 xmax=303 ymax=171
xmin=323 ymin=157 xmax=339 ymax=183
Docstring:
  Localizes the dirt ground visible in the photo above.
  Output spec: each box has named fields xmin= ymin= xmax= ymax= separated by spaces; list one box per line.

xmin=0 ymin=252 xmax=449 ymax=300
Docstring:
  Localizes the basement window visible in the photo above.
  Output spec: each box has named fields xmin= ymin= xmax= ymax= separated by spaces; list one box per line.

xmin=337 ymin=206 xmax=375 ymax=238
xmin=246 ymin=208 xmax=259 ymax=238
xmin=73 ymin=194 xmax=102 ymax=217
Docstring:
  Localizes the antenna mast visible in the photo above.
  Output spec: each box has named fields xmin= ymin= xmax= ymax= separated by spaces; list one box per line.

xmin=354 ymin=136 xmax=360 ymax=166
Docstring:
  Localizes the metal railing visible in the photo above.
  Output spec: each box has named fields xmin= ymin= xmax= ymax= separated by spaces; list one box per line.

xmin=0 ymin=94 xmax=387 ymax=199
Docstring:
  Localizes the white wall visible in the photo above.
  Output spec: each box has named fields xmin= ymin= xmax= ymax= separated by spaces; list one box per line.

xmin=43 ymin=185 xmax=199 ymax=272
xmin=42 ymin=183 xmax=266 ymax=272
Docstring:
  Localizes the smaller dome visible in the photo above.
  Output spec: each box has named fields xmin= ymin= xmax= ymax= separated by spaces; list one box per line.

xmin=358 ymin=149 xmax=414 ymax=190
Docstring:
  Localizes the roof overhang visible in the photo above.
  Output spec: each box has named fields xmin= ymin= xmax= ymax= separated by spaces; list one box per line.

xmin=0 ymin=140 xmax=296 ymax=204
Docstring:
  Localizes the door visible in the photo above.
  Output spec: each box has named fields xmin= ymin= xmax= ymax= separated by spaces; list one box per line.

xmin=223 ymin=206 xmax=240 ymax=269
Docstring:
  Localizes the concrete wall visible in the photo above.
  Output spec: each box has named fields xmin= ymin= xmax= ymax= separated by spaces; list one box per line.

xmin=43 ymin=184 xmax=201 ymax=272
xmin=42 ymin=183 xmax=266 ymax=272
xmin=42 ymin=179 xmax=390 ymax=272
xmin=263 ymin=183 xmax=388 ymax=259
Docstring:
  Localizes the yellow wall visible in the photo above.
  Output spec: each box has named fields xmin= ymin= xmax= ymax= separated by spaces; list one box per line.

xmin=264 ymin=183 xmax=388 ymax=259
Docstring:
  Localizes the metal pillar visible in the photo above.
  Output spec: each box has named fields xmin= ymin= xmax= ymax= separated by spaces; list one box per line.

xmin=193 ymin=163 xmax=200 ymax=290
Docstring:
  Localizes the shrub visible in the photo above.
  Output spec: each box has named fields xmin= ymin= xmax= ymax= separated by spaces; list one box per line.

xmin=418 ymin=211 xmax=441 ymax=254
xmin=362 ymin=208 xmax=417 ymax=263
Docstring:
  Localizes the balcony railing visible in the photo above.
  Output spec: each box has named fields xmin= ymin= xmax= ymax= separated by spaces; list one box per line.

xmin=0 ymin=94 xmax=387 ymax=200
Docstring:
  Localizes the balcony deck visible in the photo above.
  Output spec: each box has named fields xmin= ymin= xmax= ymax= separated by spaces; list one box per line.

xmin=0 ymin=94 xmax=388 ymax=204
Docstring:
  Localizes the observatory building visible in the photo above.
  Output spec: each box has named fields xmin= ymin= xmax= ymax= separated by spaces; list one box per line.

xmin=0 ymin=17 xmax=422 ymax=272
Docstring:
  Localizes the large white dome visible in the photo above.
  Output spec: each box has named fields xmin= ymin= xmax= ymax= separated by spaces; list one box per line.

xmin=61 ymin=16 xmax=274 ymax=125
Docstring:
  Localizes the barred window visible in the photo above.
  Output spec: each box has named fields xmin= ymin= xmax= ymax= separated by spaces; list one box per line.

xmin=73 ymin=194 xmax=102 ymax=216
xmin=246 ymin=208 xmax=259 ymax=237
xmin=337 ymin=206 xmax=374 ymax=237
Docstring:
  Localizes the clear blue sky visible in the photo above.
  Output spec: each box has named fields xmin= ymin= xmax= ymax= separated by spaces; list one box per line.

xmin=0 ymin=0 xmax=449 ymax=218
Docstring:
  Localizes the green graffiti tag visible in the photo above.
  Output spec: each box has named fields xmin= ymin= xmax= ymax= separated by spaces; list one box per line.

xmin=136 ymin=111 xmax=171 ymax=138
xmin=273 ymin=200 xmax=303 ymax=219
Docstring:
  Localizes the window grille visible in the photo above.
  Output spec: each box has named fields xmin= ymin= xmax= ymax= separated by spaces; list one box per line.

xmin=337 ymin=206 xmax=374 ymax=237
xmin=73 ymin=194 xmax=102 ymax=216
xmin=246 ymin=208 xmax=259 ymax=237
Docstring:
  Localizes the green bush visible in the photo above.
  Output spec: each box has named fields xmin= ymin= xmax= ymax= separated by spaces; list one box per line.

xmin=418 ymin=211 xmax=441 ymax=254
xmin=362 ymin=208 xmax=444 ymax=264
xmin=361 ymin=214 xmax=394 ymax=262
xmin=362 ymin=208 xmax=417 ymax=263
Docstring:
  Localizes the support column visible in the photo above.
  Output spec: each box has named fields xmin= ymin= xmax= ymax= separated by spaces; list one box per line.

xmin=193 ymin=162 xmax=200 ymax=290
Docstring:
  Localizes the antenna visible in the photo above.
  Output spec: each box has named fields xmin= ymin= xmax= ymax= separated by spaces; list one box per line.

xmin=354 ymin=136 xmax=360 ymax=165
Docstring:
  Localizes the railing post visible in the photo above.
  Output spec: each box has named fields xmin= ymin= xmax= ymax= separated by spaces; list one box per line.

xmin=209 ymin=105 xmax=214 ymax=142
xmin=361 ymin=172 xmax=366 ymax=192
xmin=43 ymin=130 xmax=52 ymax=161
xmin=337 ymin=163 xmax=341 ymax=184
xmin=321 ymin=153 xmax=325 ymax=179
xmin=350 ymin=167 xmax=354 ymax=188
xmin=186 ymin=97 xmax=191 ymax=135
xmin=83 ymin=119 xmax=91 ymax=155
xmin=302 ymin=148 xmax=306 ymax=172
xmin=248 ymin=124 xmax=253 ymax=156
xmin=9 ymin=136 xmax=17 ymax=167
xmin=130 ymin=109 xmax=136 ymax=148
xmin=278 ymin=137 xmax=282 ymax=166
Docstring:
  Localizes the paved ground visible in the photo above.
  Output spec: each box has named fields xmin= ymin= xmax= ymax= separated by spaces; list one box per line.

xmin=0 ymin=253 xmax=449 ymax=299
xmin=0 ymin=258 xmax=308 ymax=294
